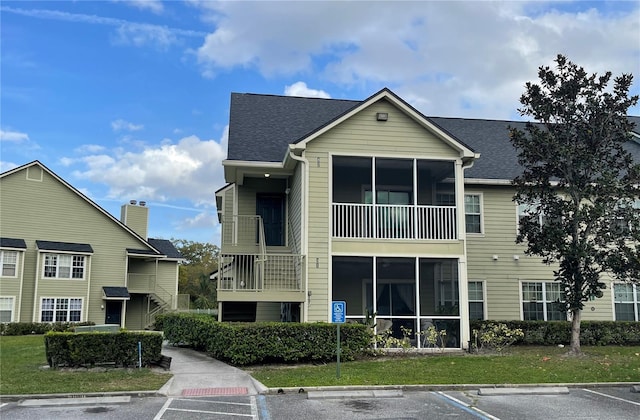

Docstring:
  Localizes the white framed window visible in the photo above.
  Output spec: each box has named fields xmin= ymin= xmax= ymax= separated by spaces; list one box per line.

xmin=464 ymin=194 xmax=482 ymax=234
xmin=521 ymin=281 xmax=565 ymax=321
xmin=517 ymin=202 xmax=544 ymax=230
xmin=0 ymin=250 xmax=18 ymax=277
xmin=43 ymin=254 xmax=85 ymax=279
xmin=0 ymin=297 xmax=15 ymax=322
xmin=613 ymin=283 xmax=639 ymax=321
xmin=40 ymin=298 xmax=83 ymax=322
xmin=468 ymin=281 xmax=485 ymax=320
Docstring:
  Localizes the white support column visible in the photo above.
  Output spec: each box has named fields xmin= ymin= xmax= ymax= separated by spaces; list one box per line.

xmin=458 ymin=257 xmax=470 ymax=350
xmin=454 ymin=161 xmax=465 ymax=241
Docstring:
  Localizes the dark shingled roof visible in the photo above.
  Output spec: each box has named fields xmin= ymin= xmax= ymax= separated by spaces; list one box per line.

xmin=148 ymin=238 xmax=183 ymax=259
xmin=102 ymin=286 xmax=130 ymax=299
xmin=227 ymin=92 xmax=640 ymax=180
xmin=1 ymin=238 xmax=27 ymax=249
xmin=36 ymin=240 xmax=93 ymax=253
xmin=228 ymin=93 xmax=358 ymax=162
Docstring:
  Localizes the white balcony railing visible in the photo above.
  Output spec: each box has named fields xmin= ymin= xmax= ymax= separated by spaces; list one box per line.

xmin=218 ymin=253 xmax=304 ymax=292
xmin=332 ymin=203 xmax=457 ymax=240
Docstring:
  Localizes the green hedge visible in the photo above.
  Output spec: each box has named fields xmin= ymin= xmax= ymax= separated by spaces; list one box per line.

xmin=470 ymin=320 xmax=640 ymax=346
xmin=156 ymin=312 xmax=372 ymax=366
xmin=0 ymin=321 xmax=95 ymax=336
xmin=44 ymin=331 xmax=163 ymax=368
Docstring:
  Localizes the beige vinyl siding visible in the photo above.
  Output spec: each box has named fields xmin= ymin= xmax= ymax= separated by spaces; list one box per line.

xmin=0 ymin=166 xmax=162 ymax=324
xmin=125 ymin=294 xmax=146 ymax=330
xmin=156 ymin=260 xmax=180 ymax=308
xmin=288 ymin=164 xmax=303 ymax=254
xmin=304 ymin=99 xmax=464 ymax=322
xmin=256 ymin=302 xmax=282 ymax=321
xmin=222 ymin=186 xmax=235 ymax=245
xmin=466 ymin=185 xmax=616 ymax=321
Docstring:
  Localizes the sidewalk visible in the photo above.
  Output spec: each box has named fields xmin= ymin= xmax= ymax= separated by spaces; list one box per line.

xmin=157 ymin=343 xmax=268 ymax=397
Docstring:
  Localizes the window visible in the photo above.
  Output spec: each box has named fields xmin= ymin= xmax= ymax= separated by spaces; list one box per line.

xmin=40 ymin=298 xmax=82 ymax=322
xmin=0 ymin=297 xmax=15 ymax=322
xmin=614 ymin=283 xmax=639 ymax=321
xmin=43 ymin=254 xmax=85 ymax=279
xmin=521 ymin=281 xmax=565 ymax=321
xmin=517 ymin=202 xmax=544 ymax=229
xmin=464 ymin=194 xmax=482 ymax=234
xmin=468 ymin=281 xmax=484 ymax=320
xmin=0 ymin=251 xmax=18 ymax=277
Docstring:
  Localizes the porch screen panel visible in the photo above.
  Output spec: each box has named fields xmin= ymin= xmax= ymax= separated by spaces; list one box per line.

xmin=332 ymin=256 xmax=372 ymax=317
xmin=376 ymin=257 xmax=415 ymax=316
xmin=419 ymin=259 xmax=459 ymax=316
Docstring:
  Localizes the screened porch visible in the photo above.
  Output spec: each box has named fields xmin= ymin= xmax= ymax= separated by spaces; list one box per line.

xmin=332 ymin=156 xmax=458 ymax=240
xmin=332 ymin=256 xmax=461 ymax=349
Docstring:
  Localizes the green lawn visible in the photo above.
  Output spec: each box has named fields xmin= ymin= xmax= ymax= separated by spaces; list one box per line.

xmin=0 ymin=335 xmax=172 ymax=395
xmin=247 ymin=346 xmax=640 ymax=388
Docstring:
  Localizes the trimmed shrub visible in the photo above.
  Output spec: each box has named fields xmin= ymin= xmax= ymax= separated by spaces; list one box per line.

xmin=470 ymin=320 xmax=640 ymax=346
xmin=156 ymin=312 xmax=371 ymax=366
xmin=44 ymin=331 xmax=163 ymax=368
xmin=0 ymin=321 xmax=95 ymax=336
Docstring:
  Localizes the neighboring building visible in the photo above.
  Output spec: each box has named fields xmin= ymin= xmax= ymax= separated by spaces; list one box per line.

xmin=215 ymin=88 xmax=640 ymax=349
xmin=0 ymin=161 xmax=183 ymax=329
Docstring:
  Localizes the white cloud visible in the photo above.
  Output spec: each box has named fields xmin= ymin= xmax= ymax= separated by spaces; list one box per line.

xmin=0 ymin=6 xmax=205 ymax=50
xmin=116 ymin=0 xmax=164 ymax=14
xmin=111 ymin=119 xmax=144 ymax=132
xmin=192 ymin=1 xmax=640 ymax=118
xmin=0 ymin=161 xmax=19 ymax=173
xmin=71 ymin=127 xmax=228 ymax=208
xmin=284 ymin=82 xmax=331 ymax=99
xmin=0 ymin=129 xmax=29 ymax=142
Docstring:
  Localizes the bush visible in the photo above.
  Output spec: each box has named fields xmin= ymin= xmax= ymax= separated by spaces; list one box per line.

xmin=0 ymin=321 xmax=95 ymax=336
xmin=470 ymin=320 xmax=640 ymax=346
xmin=472 ymin=322 xmax=524 ymax=353
xmin=44 ymin=331 xmax=163 ymax=368
xmin=156 ymin=312 xmax=371 ymax=366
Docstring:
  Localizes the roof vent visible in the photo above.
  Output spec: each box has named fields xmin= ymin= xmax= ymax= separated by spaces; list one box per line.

xmin=139 ymin=201 xmax=146 ymax=207
xmin=376 ymin=112 xmax=388 ymax=121
xmin=130 ymin=200 xmax=137 ymax=205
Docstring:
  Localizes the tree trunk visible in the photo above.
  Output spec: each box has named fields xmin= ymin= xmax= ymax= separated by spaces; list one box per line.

xmin=569 ymin=308 xmax=582 ymax=355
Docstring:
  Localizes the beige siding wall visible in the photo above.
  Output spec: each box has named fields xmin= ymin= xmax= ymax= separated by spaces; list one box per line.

xmin=125 ymin=294 xmax=146 ymax=330
xmin=256 ymin=302 xmax=282 ymax=321
xmin=466 ymin=185 xmax=615 ymax=321
xmin=304 ymin=99 xmax=464 ymax=322
xmin=0 ymin=166 xmax=175 ymax=325
xmin=221 ymin=186 xmax=235 ymax=245
xmin=288 ymin=164 xmax=303 ymax=254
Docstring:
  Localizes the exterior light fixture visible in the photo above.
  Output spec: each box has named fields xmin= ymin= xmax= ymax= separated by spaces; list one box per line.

xmin=264 ymin=173 xmax=270 ymax=178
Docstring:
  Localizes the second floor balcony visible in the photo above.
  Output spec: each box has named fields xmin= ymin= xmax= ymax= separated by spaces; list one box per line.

xmin=332 ymin=156 xmax=460 ymax=241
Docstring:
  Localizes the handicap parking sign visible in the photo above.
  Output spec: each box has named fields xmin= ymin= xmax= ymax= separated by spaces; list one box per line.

xmin=332 ymin=301 xmax=346 ymax=323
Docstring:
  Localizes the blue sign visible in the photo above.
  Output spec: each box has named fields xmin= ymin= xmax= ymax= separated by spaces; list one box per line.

xmin=332 ymin=301 xmax=346 ymax=323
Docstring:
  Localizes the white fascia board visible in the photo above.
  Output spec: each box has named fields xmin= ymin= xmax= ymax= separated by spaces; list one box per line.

xmin=464 ymin=178 xmax=514 ymax=186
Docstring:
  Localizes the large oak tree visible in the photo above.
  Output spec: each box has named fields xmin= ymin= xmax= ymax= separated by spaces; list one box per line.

xmin=510 ymin=54 xmax=640 ymax=355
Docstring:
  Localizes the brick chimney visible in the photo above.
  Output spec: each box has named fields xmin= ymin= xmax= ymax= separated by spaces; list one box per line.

xmin=120 ymin=200 xmax=149 ymax=239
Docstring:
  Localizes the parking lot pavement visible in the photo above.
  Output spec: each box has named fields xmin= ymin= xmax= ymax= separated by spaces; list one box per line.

xmin=154 ymin=395 xmax=259 ymax=420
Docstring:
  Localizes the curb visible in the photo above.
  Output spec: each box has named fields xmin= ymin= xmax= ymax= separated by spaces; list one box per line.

xmin=2 ymin=381 xmax=638 ymax=402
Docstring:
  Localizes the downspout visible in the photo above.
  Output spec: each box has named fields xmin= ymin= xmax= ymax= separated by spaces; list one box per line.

xmin=288 ymin=147 xmax=309 ymax=322
xmin=459 ymin=155 xmax=479 ymax=350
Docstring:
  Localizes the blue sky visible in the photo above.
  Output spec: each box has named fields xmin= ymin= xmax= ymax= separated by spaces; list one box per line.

xmin=2 ymin=1 xmax=639 ymax=245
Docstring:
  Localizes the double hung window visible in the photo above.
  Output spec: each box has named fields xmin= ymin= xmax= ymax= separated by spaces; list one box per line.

xmin=613 ymin=283 xmax=639 ymax=321
xmin=0 ymin=251 xmax=18 ymax=277
xmin=0 ymin=297 xmax=15 ymax=322
xmin=521 ymin=281 xmax=565 ymax=320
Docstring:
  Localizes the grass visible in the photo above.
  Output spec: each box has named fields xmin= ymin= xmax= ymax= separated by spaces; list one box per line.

xmin=247 ymin=346 xmax=640 ymax=388
xmin=0 ymin=335 xmax=172 ymax=395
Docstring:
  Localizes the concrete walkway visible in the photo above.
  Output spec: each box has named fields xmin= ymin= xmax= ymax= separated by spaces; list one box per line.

xmin=157 ymin=343 xmax=268 ymax=397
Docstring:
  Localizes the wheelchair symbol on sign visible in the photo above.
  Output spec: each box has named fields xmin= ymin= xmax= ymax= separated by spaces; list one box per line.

xmin=334 ymin=303 xmax=343 ymax=312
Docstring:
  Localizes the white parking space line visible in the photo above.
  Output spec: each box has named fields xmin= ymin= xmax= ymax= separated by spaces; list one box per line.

xmin=153 ymin=396 xmax=259 ymax=419
xmin=154 ymin=397 xmax=173 ymax=420
xmin=165 ymin=407 xmax=255 ymax=417
xmin=582 ymin=389 xmax=640 ymax=407
xmin=435 ymin=391 xmax=501 ymax=420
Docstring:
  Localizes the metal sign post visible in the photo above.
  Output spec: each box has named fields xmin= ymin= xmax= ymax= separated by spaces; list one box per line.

xmin=332 ymin=301 xmax=346 ymax=379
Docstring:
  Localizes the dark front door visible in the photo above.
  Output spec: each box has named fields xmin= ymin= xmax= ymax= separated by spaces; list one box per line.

xmin=105 ymin=301 xmax=122 ymax=325
xmin=256 ymin=194 xmax=285 ymax=246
